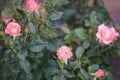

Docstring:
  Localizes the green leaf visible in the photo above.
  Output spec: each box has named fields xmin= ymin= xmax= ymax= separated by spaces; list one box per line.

xmin=26 ymin=73 xmax=34 ymax=80
xmin=52 ymin=75 xmax=59 ymax=80
xmin=62 ymin=70 xmax=75 ymax=78
xmin=60 ymin=0 xmax=69 ymax=5
xmin=51 ymin=0 xmax=69 ymax=6
xmin=90 ymin=11 xmax=97 ymax=23
xmin=75 ymin=47 xmax=84 ymax=59
xmin=82 ymin=40 xmax=90 ymax=49
xmin=46 ymin=39 xmax=62 ymax=52
xmin=52 ymin=74 xmax=66 ymax=80
xmin=36 ymin=52 xmax=44 ymax=58
xmin=90 ymin=11 xmax=100 ymax=25
xmin=88 ymin=64 xmax=99 ymax=73
xmin=0 ymin=0 xmax=6 ymax=11
xmin=51 ymin=69 xmax=59 ymax=75
xmin=59 ymin=72 xmax=66 ymax=80
xmin=74 ymin=28 xmax=87 ymax=40
xmin=61 ymin=27 xmax=70 ymax=34
xmin=80 ymin=68 xmax=89 ymax=80
xmin=96 ymin=0 xmax=103 ymax=7
xmin=81 ymin=57 xmax=90 ymax=64
xmin=2 ymin=7 xmax=14 ymax=18
xmin=106 ymin=71 xmax=114 ymax=80
xmin=29 ymin=22 xmax=36 ymax=34
xmin=19 ymin=59 xmax=30 ymax=73
xmin=90 ymin=57 xmax=102 ymax=64
xmin=50 ymin=11 xmax=63 ymax=20
xmin=64 ymin=34 xmax=70 ymax=40
xmin=17 ymin=49 xmax=28 ymax=60
xmin=44 ymin=67 xmax=54 ymax=80
xmin=85 ymin=19 xmax=91 ymax=27
xmin=78 ymin=72 xmax=86 ymax=80
xmin=51 ymin=0 xmax=60 ymax=5
xmin=30 ymin=45 xmax=45 ymax=52
xmin=33 ymin=69 xmax=42 ymax=80
xmin=12 ymin=0 xmax=24 ymax=6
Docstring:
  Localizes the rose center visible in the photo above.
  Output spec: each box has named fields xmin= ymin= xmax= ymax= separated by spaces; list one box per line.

xmin=11 ymin=27 xmax=17 ymax=33
xmin=102 ymin=29 xmax=112 ymax=41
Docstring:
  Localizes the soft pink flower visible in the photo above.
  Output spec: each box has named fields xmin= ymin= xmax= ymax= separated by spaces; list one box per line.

xmin=56 ymin=45 xmax=73 ymax=64
xmin=5 ymin=22 xmax=21 ymax=39
xmin=96 ymin=24 xmax=119 ymax=44
xmin=2 ymin=18 xmax=15 ymax=24
xmin=94 ymin=69 xmax=105 ymax=78
xmin=26 ymin=0 xmax=40 ymax=12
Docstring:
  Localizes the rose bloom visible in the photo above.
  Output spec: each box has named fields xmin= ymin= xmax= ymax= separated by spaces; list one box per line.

xmin=56 ymin=45 xmax=73 ymax=64
xmin=96 ymin=24 xmax=119 ymax=44
xmin=26 ymin=0 xmax=40 ymax=12
xmin=94 ymin=69 xmax=105 ymax=78
xmin=5 ymin=22 xmax=21 ymax=39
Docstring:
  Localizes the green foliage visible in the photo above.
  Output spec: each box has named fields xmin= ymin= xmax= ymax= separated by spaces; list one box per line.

xmin=50 ymin=11 xmax=63 ymax=20
xmin=19 ymin=59 xmax=30 ymax=73
xmin=28 ymin=22 xmax=36 ymax=34
xmin=75 ymin=47 xmax=84 ymax=59
xmin=74 ymin=28 xmax=87 ymax=40
xmin=30 ymin=45 xmax=45 ymax=52
xmin=2 ymin=7 xmax=15 ymax=18
xmin=89 ymin=64 xmax=99 ymax=73
xmin=0 ymin=0 xmax=117 ymax=80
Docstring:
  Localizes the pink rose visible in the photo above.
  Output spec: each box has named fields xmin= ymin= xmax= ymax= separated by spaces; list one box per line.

xmin=26 ymin=0 xmax=40 ymax=12
xmin=94 ymin=69 xmax=105 ymax=78
xmin=56 ymin=45 xmax=73 ymax=64
xmin=2 ymin=18 xmax=15 ymax=24
xmin=96 ymin=24 xmax=119 ymax=44
xmin=5 ymin=22 xmax=21 ymax=39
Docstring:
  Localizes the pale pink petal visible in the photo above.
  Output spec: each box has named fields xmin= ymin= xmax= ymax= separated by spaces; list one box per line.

xmin=98 ymin=24 xmax=108 ymax=33
xmin=110 ymin=27 xmax=119 ymax=37
xmin=96 ymin=32 xmax=101 ymax=38
xmin=64 ymin=59 xmax=68 ymax=65
xmin=102 ymin=39 xmax=112 ymax=44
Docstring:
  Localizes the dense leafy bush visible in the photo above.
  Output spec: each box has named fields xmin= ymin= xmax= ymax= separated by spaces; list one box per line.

xmin=0 ymin=0 xmax=119 ymax=80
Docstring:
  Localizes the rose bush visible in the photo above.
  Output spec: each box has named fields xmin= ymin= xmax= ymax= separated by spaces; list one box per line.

xmin=0 ymin=0 xmax=119 ymax=80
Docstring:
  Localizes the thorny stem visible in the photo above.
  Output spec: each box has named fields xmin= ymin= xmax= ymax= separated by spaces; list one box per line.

xmin=11 ymin=40 xmax=18 ymax=55
xmin=40 ymin=2 xmax=46 ymax=31
xmin=99 ymin=46 xmax=112 ymax=54
xmin=59 ymin=60 xmax=64 ymax=71
xmin=76 ymin=59 xmax=81 ymax=69
xmin=40 ymin=9 xmax=45 ymax=31
xmin=12 ymin=47 xmax=18 ymax=55
xmin=24 ymin=13 xmax=30 ymax=43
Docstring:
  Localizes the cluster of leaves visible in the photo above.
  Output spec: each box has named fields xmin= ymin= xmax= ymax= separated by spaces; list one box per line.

xmin=0 ymin=0 xmax=118 ymax=80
